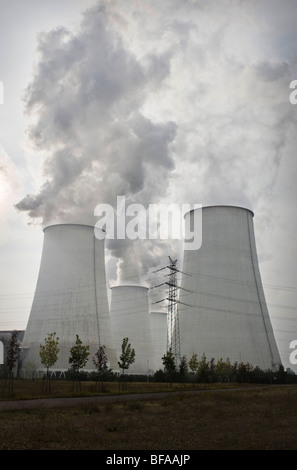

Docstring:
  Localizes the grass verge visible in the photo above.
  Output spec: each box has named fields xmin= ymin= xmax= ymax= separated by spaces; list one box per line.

xmin=0 ymin=381 xmax=296 ymax=450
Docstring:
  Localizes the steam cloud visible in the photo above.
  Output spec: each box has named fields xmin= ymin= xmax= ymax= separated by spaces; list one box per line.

xmin=15 ymin=0 xmax=297 ymax=287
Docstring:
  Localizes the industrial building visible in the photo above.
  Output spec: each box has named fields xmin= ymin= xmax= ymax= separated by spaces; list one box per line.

xmin=0 ymin=331 xmax=25 ymax=371
xmin=178 ymin=205 xmax=282 ymax=371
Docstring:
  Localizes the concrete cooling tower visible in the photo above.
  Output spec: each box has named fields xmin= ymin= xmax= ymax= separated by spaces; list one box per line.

xmin=110 ymin=285 xmax=155 ymax=374
xmin=20 ymin=224 xmax=117 ymax=374
xmin=179 ymin=205 xmax=282 ymax=372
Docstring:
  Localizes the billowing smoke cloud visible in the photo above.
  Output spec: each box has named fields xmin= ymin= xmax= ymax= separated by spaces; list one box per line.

xmin=15 ymin=0 xmax=297 ymax=287
xmin=16 ymin=4 xmax=176 ymax=222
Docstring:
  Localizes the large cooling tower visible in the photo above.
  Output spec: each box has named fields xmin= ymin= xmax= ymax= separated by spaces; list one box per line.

xmin=21 ymin=224 xmax=117 ymax=374
xmin=179 ymin=206 xmax=281 ymax=371
xmin=110 ymin=285 xmax=155 ymax=374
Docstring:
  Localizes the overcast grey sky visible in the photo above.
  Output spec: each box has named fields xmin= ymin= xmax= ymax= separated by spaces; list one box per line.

xmin=0 ymin=0 xmax=296 ymax=370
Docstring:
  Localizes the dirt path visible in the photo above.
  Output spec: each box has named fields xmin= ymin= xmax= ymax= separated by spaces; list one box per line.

xmin=0 ymin=385 xmax=274 ymax=411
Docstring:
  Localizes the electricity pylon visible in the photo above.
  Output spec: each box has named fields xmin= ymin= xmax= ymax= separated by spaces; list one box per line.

xmin=167 ymin=257 xmax=180 ymax=363
xmin=152 ymin=256 xmax=192 ymax=365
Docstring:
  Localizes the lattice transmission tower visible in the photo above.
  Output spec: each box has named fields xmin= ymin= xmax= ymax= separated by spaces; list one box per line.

xmin=152 ymin=256 xmax=192 ymax=365
xmin=166 ymin=257 xmax=180 ymax=363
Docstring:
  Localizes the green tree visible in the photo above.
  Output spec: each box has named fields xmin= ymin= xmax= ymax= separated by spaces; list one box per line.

xmin=214 ymin=357 xmax=224 ymax=381
xmin=92 ymin=345 xmax=112 ymax=390
xmin=197 ymin=353 xmax=209 ymax=383
xmin=224 ymin=357 xmax=233 ymax=381
xmin=39 ymin=332 xmax=60 ymax=392
xmin=237 ymin=361 xmax=253 ymax=383
xmin=118 ymin=337 xmax=135 ymax=390
xmin=4 ymin=330 xmax=21 ymax=394
xmin=231 ymin=361 xmax=238 ymax=382
xmin=214 ymin=357 xmax=233 ymax=382
xmin=69 ymin=335 xmax=90 ymax=391
xmin=162 ymin=348 xmax=176 ymax=388
xmin=179 ymin=355 xmax=188 ymax=383
xmin=209 ymin=357 xmax=216 ymax=382
xmin=188 ymin=353 xmax=199 ymax=374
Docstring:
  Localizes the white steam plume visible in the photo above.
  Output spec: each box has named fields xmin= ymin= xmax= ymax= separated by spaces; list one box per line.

xmin=15 ymin=0 xmax=297 ymax=286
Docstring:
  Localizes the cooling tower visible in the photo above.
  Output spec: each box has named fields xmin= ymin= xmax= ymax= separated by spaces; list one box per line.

xmin=110 ymin=285 xmax=155 ymax=374
xmin=20 ymin=224 xmax=117 ymax=374
xmin=179 ymin=206 xmax=282 ymax=371
xmin=149 ymin=311 xmax=168 ymax=370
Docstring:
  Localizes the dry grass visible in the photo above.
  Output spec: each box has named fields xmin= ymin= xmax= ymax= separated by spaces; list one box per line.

xmin=0 ymin=378 xmax=245 ymax=400
xmin=0 ymin=381 xmax=297 ymax=450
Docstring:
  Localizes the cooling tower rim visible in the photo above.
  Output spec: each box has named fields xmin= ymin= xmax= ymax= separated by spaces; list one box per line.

xmin=110 ymin=283 xmax=149 ymax=290
xmin=42 ymin=222 xmax=105 ymax=234
xmin=184 ymin=205 xmax=254 ymax=218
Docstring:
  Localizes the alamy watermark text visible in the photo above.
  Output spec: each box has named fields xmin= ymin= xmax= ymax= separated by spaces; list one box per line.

xmin=94 ymin=196 xmax=202 ymax=250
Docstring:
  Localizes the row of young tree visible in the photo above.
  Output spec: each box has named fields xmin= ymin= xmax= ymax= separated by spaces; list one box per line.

xmin=159 ymin=350 xmax=294 ymax=385
xmin=1 ymin=331 xmax=296 ymax=393
xmin=0 ymin=330 xmax=136 ymax=393
xmin=39 ymin=333 xmax=136 ymax=391
xmin=38 ymin=332 xmax=296 ymax=387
